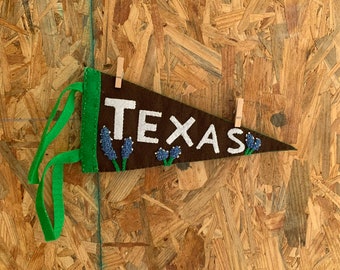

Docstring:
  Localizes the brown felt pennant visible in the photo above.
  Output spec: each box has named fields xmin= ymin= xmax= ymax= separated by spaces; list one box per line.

xmin=95 ymin=69 xmax=295 ymax=172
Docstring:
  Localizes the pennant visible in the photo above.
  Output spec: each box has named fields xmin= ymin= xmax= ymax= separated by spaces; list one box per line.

xmin=81 ymin=68 xmax=295 ymax=172
xmin=29 ymin=67 xmax=295 ymax=241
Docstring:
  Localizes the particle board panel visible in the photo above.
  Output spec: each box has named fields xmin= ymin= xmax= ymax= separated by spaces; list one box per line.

xmin=0 ymin=0 xmax=339 ymax=269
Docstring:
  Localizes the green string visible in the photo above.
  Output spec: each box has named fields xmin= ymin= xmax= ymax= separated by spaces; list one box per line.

xmin=89 ymin=0 xmax=95 ymax=68
xmin=28 ymin=0 xmax=101 ymax=248
xmin=88 ymin=1 xmax=104 ymax=268
xmin=28 ymin=5 xmax=104 ymax=269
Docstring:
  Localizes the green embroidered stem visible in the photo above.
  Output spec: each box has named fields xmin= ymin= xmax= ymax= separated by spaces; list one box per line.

xmin=244 ymin=148 xmax=255 ymax=155
xmin=167 ymin=157 xmax=174 ymax=166
xmin=122 ymin=158 xmax=127 ymax=171
xmin=163 ymin=160 xmax=169 ymax=166
xmin=112 ymin=160 xmax=121 ymax=172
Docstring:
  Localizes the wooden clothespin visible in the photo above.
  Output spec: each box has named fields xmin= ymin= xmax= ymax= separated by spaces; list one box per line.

xmin=115 ymin=57 xmax=124 ymax=88
xmin=234 ymin=97 xmax=244 ymax=127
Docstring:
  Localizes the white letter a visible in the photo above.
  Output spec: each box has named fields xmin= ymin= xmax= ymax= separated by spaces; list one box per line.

xmin=196 ymin=124 xmax=220 ymax=153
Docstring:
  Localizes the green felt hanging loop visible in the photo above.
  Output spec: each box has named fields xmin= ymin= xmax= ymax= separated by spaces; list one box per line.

xmin=28 ymin=82 xmax=83 ymax=185
xmin=36 ymin=149 xmax=80 ymax=241
xmin=28 ymin=82 xmax=83 ymax=241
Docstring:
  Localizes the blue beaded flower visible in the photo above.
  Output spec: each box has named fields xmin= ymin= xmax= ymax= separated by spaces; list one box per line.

xmin=100 ymin=126 xmax=135 ymax=171
xmin=121 ymin=137 xmax=134 ymax=159
xmin=100 ymin=126 xmax=121 ymax=171
xmin=100 ymin=126 xmax=117 ymax=161
xmin=245 ymin=132 xmax=261 ymax=155
xmin=155 ymin=148 xmax=169 ymax=162
xmin=253 ymin=138 xmax=261 ymax=151
xmin=245 ymin=132 xmax=255 ymax=149
xmin=121 ymin=137 xmax=134 ymax=170
xmin=155 ymin=146 xmax=181 ymax=166
xmin=169 ymin=146 xmax=181 ymax=159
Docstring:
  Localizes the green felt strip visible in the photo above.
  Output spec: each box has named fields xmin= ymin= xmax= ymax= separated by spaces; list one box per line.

xmin=28 ymin=82 xmax=83 ymax=184
xmin=80 ymin=67 xmax=101 ymax=173
xmin=28 ymin=82 xmax=83 ymax=241
xmin=36 ymin=149 xmax=80 ymax=241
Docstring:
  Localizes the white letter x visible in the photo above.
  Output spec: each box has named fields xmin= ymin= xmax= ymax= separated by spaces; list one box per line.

xmin=166 ymin=116 xmax=196 ymax=147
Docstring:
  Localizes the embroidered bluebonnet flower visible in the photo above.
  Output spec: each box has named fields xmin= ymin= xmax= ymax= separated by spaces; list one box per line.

xmin=155 ymin=148 xmax=169 ymax=161
xmin=245 ymin=132 xmax=261 ymax=155
xmin=100 ymin=126 xmax=117 ymax=161
xmin=169 ymin=146 xmax=181 ymax=159
xmin=245 ymin=132 xmax=255 ymax=150
xmin=253 ymin=138 xmax=261 ymax=151
xmin=155 ymin=147 xmax=169 ymax=165
xmin=100 ymin=126 xmax=121 ymax=171
xmin=155 ymin=146 xmax=181 ymax=166
xmin=167 ymin=146 xmax=181 ymax=166
xmin=121 ymin=137 xmax=134 ymax=170
xmin=121 ymin=137 xmax=134 ymax=159
xmin=99 ymin=126 xmax=135 ymax=171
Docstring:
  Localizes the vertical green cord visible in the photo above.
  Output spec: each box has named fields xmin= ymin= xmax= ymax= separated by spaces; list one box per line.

xmin=88 ymin=1 xmax=103 ymax=269
xmin=89 ymin=0 xmax=95 ymax=68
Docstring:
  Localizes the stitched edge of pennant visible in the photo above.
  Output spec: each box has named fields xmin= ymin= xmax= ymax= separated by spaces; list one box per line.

xmin=80 ymin=67 xmax=101 ymax=172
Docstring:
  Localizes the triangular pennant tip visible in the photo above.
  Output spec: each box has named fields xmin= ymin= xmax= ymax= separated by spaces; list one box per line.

xmin=86 ymin=68 xmax=295 ymax=172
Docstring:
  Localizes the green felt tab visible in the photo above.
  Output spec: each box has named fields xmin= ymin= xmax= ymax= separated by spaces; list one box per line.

xmin=28 ymin=82 xmax=83 ymax=241
xmin=80 ymin=67 xmax=101 ymax=173
xmin=28 ymin=82 xmax=83 ymax=184
xmin=36 ymin=149 xmax=80 ymax=241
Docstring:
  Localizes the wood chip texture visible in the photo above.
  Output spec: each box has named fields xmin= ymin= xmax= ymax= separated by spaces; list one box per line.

xmin=0 ymin=0 xmax=339 ymax=269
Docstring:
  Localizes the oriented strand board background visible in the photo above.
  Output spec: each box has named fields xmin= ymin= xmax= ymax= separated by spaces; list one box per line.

xmin=0 ymin=0 xmax=339 ymax=269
